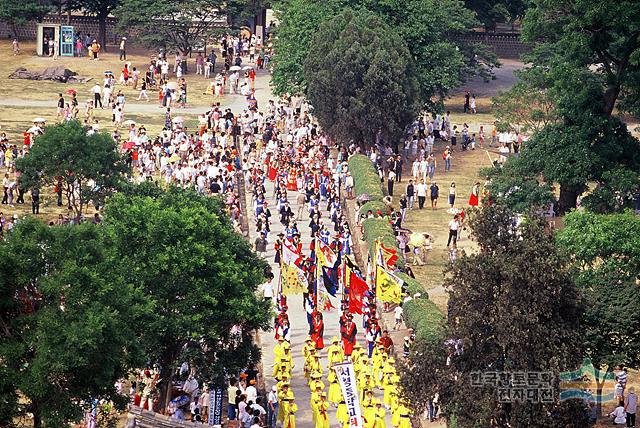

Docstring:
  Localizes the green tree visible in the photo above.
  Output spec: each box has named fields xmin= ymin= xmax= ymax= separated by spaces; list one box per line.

xmin=66 ymin=0 xmax=119 ymax=49
xmin=0 ymin=218 xmax=142 ymax=428
xmin=270 ymin=0 xmax=339 ymax=96
xmin=17 ymin=121 xmax=129 ymax=218
xmin=0 ymin=1 xmax=49 ymax=40
xmin=304 ymin=9 xmax=420 ymax=147
xmin=102 ymin=187 xmax=271 ymax=409
xmin=557 ymin=210 xmax=640 ymax=412
xmin=489 ymin=0 xmax=640 ymax=213
xmin=405 ymin=206 xmax=589 ymax=426
xmin=271 ymin=0 xmax=497 ymax=110
xmin=492 ymin=68 xmax=557 ymax=133
xmin=115 ymin=0 xmax=219 ymax=54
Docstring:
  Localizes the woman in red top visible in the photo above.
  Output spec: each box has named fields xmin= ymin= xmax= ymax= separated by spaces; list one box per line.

xmin=311 ymin=311 xmax=325 ymax=350
xmin=468 ymin=182 xmax=480 ymax=206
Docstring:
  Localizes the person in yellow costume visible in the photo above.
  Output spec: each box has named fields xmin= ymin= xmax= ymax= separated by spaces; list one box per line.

xmin=308 ymin=371 xmax=325 ymax=394
xmin=380 ymin=372 xmax=394 ymax=407
xmin=372 ymin=352 xmax=388 ymax=386
xmin=326 ymin=336 xmax=344 ymax=367
xmin=358 ymin=372 xmax=375 ymax=398
xmin=396 ymin=402 xmax=411 ymax=428
xmin=314 ymin=392 xmax=330 ymax=428
xmin=275 ymin=362 xmax=291 ymax=382
xmin=362 ymin=393 xmax=376 ymax=428
xmin=278 ymin=383 xmax=292 ymax=424
xmin=374 ymin=400 xmax=387 ymax=428
xmin=274 ymin=343 xmax=293 ymax=376
xmin=284 ymin=395 xmax=298 ymax=428
xmin=327 ymin=371 xmax=342 ymax=406
xmin=336 ymin=399 xmax=349 ymax=428
xmin=273 ymin=337 xmax=285 ymax=361
xmin=307 ymin=354 xmax=323 ymax=381
xmin=388 ymin=390 xmax=400 ymax=425
xmin=309 ymin=384 xmax=323 ymax=422
xmin=351 ymin=342 xmax=363 ymax=365
xmin=277 ymin=374 xmax=290 ymax=394
xmin=303 ymin=337 xmax=315 ymax=360
xmin=304 ymin=348 xmax=316 ymax=380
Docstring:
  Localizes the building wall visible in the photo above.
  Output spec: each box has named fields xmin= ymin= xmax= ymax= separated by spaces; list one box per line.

xmin=0 ymin=15 xmax=119 ymax=44
xmin=458 ymin=32 xmax=530 ymax=59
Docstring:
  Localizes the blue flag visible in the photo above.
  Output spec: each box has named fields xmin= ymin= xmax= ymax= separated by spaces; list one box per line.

xmin=322 ymin=265 xmax=339 ymax=297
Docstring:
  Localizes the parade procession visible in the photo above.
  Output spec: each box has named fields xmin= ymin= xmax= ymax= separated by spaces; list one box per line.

xmin=247 ymin=116 xmax=413 ymax=428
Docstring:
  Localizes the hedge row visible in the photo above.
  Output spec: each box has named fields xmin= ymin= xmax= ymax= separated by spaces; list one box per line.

xmin=347 ymin=154 xmax=384 ymax=201
xmin=348 ymin=153 xmax=445 ymax=344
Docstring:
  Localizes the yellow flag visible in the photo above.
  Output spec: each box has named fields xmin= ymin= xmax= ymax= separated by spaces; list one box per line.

xmin=376 ymin=265 xmax=403 ymax=303
xmin=281 ymin=263 xmax=307 ymax=295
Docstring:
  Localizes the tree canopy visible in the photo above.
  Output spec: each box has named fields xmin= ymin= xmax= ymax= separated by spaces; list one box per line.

xmin=557 ymin=210 xmax=640 ymax=370
xmin=271 ymin=0 xmax=498 ymax=110
xmin=66 ymin=0 xmax=120 ymax=49
xmin=115 ymin=0 xmax=220 ymax=54
xmin=0 ymin=0 xmax=49 ymax=40
xmin=400 ymin=206 xmax=589 ymax=426
xmin=0 ymin=184 xmax=272 ymax=425
xmin=304 ymin=9 xmax=420 ymax=147
xmin=17 ymin=121 xmax=129 ymax=218
xmin=0 ymin=218 xmax=141 ymax=428
xmin=102 ymin=185 xmax=272 ymax=406
xmin=486 ymin=0 xmax=640 ymax=213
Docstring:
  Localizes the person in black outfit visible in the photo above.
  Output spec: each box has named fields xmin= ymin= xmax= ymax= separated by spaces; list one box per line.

xmin=31 ymin=187 xmax=40 ymax=214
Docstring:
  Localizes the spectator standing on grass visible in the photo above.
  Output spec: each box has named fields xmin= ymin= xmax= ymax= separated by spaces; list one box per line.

xmin=447 ymin=214 xmax=460 ymax=247
xmin=625 ymin=387 xmax=637 ymax=428
xmin=430 ymin=181 xmax=439 ymax=210
xmin=119 ymin=37 xmax=127 ymax=60
xmin=448 ymin=182 xmax=456 ymax=208
xmin=416 ymin=179 xmax=427 ymax=209
xmin=12 ymin=39 xmax=19 ymax=55
xmin=406 ymin=180 xmax=415 ymax=209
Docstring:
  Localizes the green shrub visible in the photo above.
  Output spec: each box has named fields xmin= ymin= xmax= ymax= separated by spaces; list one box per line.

xmin=362 ymin=217 xmax=405 ymax=270
xmin=348 ymin=154 xmax=383 ymax=200
xmin=359 ymin=201 xmax=387 ymax=217
xmin=403 ymin=298 xmax=445 ymax=343
xmin=350 ymin=154 xmax=445 ymax=344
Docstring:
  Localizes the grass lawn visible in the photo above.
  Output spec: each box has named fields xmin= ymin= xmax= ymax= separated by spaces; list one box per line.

xmin=0 ymin=40 xmax=235 ymax=224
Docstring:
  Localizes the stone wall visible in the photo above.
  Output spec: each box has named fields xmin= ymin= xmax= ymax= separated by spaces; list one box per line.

xmin=459 ymin=32 xmax=530 ymax=59
xmin=0 ymin=15 xmax=119 ymax=44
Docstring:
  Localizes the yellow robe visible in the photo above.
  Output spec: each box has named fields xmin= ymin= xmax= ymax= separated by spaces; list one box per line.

xmin=314 ymin=400 xmax=330 ymax=428
xmin=336 ymin=403 xmax=349 ymax=427
xmin=374 ymin=407 xmax=386 ymax=428
xmin=397 ymin=404 xmax=411 ymax=428
xmin=285 ymin=402 xmax=298 ymax=428
xmin=362 ymin=403 xmax=376 ymax=428
xmin=328 ymin=373 xmax=342 ymax=405
xmin=326 ymin=344 xmax=344 ymax=366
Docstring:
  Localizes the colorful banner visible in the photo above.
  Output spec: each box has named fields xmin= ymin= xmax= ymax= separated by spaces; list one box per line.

xmin=316 ymin=238 xmax=338 ymax=268
xmin=281 ymin=263 xmax=307 ymax=295
xmin=333 ymin=362 xmax=363 ymax=428
xmin=208 ymin=387 xmax=223 ymax=426
xmin=376 ymin=265 xmax=404 ymax=303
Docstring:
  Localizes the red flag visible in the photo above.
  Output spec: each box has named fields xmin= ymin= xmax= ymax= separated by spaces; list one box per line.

xmin=378 ymin=242 xmax=398 ymax=269
xmin=348 ymin=270 xmax=369 ymax=314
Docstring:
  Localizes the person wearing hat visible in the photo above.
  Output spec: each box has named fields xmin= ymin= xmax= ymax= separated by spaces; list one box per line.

xmin=373 ymin=399 xmax=387 ymax=428
xmin=314 ymin=392 xmax=330 ymax=428
xmin=327 ymin=370 xmax=342 ymax=407
xmin=283 ymin=394 xmax=297 ymax=428
xmin=340 ymin=314 xmax=358 ymax=357
xmin=308 ymin=370 xmax=325 ymax=391
xmin=327 ymin=336 xmax=343 ymax=366
xmin=309 ymin=383 xmax=323 ymax=422
xmin=310 ymin=311 xmax=325 ymax=350
xmin=396 ymin=401 xmax=411 ymax=428
xmin=362 ymin=392 xmax=376 ymax=428
xmin=625 ymin=386 xmax=637 ymax=427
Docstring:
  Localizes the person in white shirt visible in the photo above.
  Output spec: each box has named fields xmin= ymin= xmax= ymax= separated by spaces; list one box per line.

xmin=447 ymin=214 xmax=460 ymax=247
xmin=245 ymin=380 xmax=258 ymax=404
xmin=416 ymin=179 xmax=428 ymax=209
xmin=609 ymin=401 xmax=627 ymax=424
xmin=92 ymin=83 xmax=103 ymax=108
xmin=393 ymin=305 xmax=403 ymax=330
xmin=261 ymin=275 xmax=274 ymax=303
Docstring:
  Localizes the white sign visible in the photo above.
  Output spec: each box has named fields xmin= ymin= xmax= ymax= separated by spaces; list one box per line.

xmin=333 ymin=362 xmax=363 ymax=428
